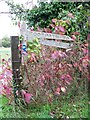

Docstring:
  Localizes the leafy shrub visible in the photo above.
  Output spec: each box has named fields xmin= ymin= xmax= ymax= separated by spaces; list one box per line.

xmin=0 ymin=40 xmax=2 ymax=47
xmin=19 ymin=38 xmax=88 ymax=105
xmin=17 ymin=17 xmax=88 ymax=105
xmin=0 ymin=58 xmax=13 ymax=104
xmin=0 ymin=17 xmax=88 ymax=106
xmin=2 ymin=36 xmax=11 ymax=48
xmin=28 ymin=3 xmax=89 ymax=41
xmin=7 ymin=2 xmax=90 ymax=41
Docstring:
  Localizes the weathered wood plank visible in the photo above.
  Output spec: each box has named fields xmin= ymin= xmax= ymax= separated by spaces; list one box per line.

xmin=39 ymin=39 xmax=73 ymax=49
xmin=26 ymin=31 xmax=73 ymax=41
xmin=20 ymin=22 xmax=73 ymax=49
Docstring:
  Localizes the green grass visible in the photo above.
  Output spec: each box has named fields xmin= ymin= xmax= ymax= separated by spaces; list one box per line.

xmin=0 ymin=47 xmax=11 ymax=64
xmin=0 ymin=92 xmax=88 ymax=119
xmin=0 ymin=47 xmax=11 ymax=57
xmin=0 ymin=97 xmax=52 ymax=118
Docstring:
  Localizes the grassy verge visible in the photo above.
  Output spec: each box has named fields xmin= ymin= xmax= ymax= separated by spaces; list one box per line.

xmin=0 ymin=91 xmax=88 ymax=118
xmin=0 ymin=47 xmax=11 ymax=64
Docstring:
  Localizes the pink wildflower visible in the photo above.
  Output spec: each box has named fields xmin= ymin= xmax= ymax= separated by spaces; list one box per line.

xmin=21 ymin=90 xmax=25 ymax=98
xmin=82 ymin=48 xmax=88 ymax=54
xmin=72 ymin=32 xmax=80 ymax=35
xmin=67 ymin=12 xmax=74 ymax=19
xmin=58 ymin=26 xmax=66 ymax=32
xmin=71 ymin=35 xmax=76 ymax=40
xmin=52 ymin=19 xmax=57 ymax=23
xmin=37 ymin=27 xmax=42 ymax=32
xmin=24 ymin=93 xmax=32 ymax=104
xmin=21 ymin=90 xmax=32 ymax=104
xmin=55 ymin=87 xmax=60 ymax=95
xmin=60 ymin=74 xmax=72 ymax=85
xmin=51 ymin=51 xmax=59 ymax=59
xmin=3 ymin=85 xmax=12 ymax=95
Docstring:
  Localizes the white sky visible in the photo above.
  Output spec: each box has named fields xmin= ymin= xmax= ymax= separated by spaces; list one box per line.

xmin=0 ymin=0 xmax=37 ymax=39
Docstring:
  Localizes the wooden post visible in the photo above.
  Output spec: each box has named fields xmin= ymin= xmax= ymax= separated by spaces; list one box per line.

xmin=11 ymin=36 xmax=21 ymax=104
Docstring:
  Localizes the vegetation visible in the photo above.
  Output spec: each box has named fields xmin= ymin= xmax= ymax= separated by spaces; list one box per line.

xmin=0 ymin=1 xmax=88 ymax=119
xmin=2 ymin=36 xmax=11 ymax=48
xmin=0 ymin=33 xmax=88 ymax=118
xmin=0 ymin=47 xmax=11 ymax=64
xmin=6 ymin=1 xmax=90 ymax=41
xmin=0 ymin=40 xmax=2 ymax=47
xmin=0 ymin=94 xmax=88 ymax=118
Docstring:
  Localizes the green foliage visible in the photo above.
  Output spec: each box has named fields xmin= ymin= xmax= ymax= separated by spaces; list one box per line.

xmin=2 ymin=36 xmax=11 ymax=48
xmin=7 ymin=1 xmax=90 ymax=41
xmin=2 ymin=2 xmax=88 ymax=118
xmin=6 ymin=0 xmax=24 ymax=21
xmin=0 ymin=93 xmax=88 ymax=118
xmin=26 ymin=2 xmax=89 ymax=41
xmin=0 ymin=40 xmax=2 ymax=47
xmin=27 ymin=38 xmax=41 ymax=55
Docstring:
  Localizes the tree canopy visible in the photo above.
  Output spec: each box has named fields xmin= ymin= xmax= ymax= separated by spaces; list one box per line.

xmin=2 ymin=36 xmax=11 ymax=47
xmin=6 ymin=1 xmax=90 ymax=41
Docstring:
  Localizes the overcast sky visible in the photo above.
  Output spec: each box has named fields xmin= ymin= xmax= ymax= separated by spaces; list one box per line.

xmin=0 ymin=0 xmax=37 ymax=39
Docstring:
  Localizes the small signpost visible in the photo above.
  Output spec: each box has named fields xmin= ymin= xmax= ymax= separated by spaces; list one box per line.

xmin=11 ymin=22 xmax=73 ymax=103
xmin=20 ymin=22 xmax=73 ymax=49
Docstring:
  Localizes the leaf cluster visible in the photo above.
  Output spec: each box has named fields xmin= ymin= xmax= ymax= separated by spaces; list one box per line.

xmin=27 ymin=38 xmax=41 ymax=55
xmin=2 ymin=36 xmax=11 ymax=47
xmin=7 ymin=2 xmax=90 ymax=41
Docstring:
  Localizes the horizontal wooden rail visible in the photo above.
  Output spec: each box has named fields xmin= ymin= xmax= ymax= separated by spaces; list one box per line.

xmin=20 ymin=22 xmax=73 ymax=49
xmin=26 ymin=31 xmax=73 ymax=41
xmin=39 ymin=39 xmax=73 ymax=49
